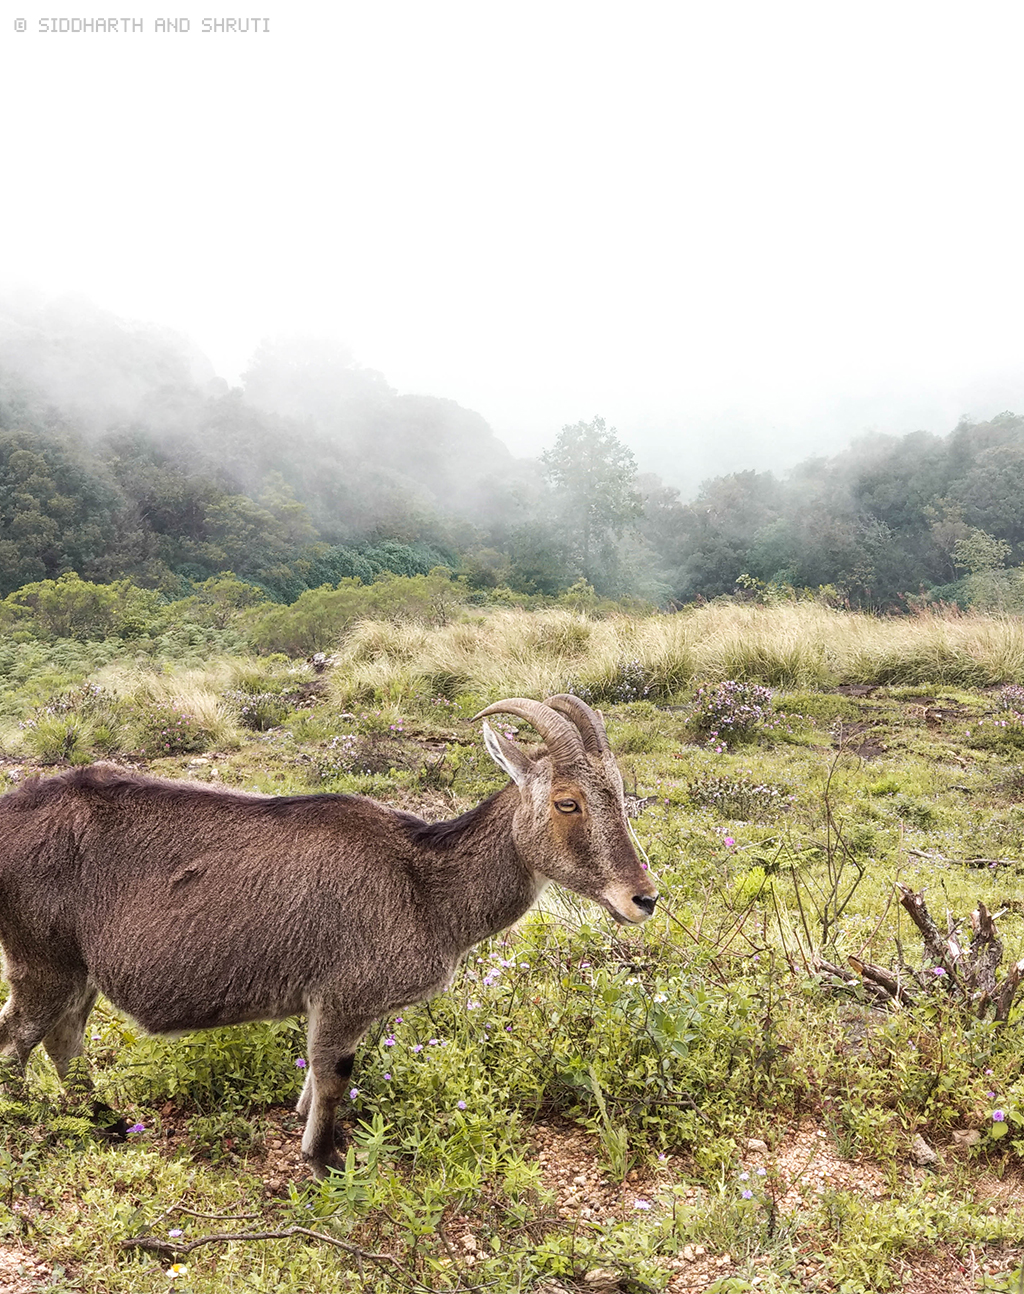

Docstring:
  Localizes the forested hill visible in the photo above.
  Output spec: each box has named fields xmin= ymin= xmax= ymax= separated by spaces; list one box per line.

xmin=643 ymin=412 xmax=1024 ymax=608
xmin=2 ymin=292 xmax=1024 ymax=611
xmin=0 ymin=295 xmax=535 ymax=600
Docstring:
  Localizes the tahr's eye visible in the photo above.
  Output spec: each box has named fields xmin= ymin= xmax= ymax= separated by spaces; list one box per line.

xmin=554 ymin=799 xmax=579 ymax=814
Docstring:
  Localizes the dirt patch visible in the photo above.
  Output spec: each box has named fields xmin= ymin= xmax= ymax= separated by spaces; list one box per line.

xmin=26 ymin=1108 xmax=1024 ymax=1293
xmin=0 ymin=1246 xmax=63 ymax=1294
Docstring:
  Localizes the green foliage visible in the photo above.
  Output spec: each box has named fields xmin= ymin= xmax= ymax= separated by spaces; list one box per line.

xmin=225 ymin=690 xmax=294 ymax=731
xmin=0 ymin=573 xmax=163 ymax=641
xmin=18 ymin=711 xmax=94 ymax=764
xmin=250 ymin=570 xmax=466 ymax=656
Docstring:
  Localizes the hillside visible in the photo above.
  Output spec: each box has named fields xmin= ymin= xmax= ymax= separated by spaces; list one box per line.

xmin=2 ymin=605 xmax=1024 ymax=1292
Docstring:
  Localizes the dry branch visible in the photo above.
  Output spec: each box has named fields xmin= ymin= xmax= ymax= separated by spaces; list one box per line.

xmin=896 ymin=882 xmax=966 ymax=995
xmin=907 ymin=848 xmax=1020 ymax=870
xmin=847 ymin=955 xmax=916 ymax=1006
xmin=122 ymin=1226 xmax=400 ymax=1269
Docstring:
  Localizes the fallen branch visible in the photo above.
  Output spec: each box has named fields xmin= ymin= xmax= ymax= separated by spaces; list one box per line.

xmin=907 ymin=848 xmax=1020 ymax=870
xmin=847 ymin=955 xmax=916 ymax=1006
xmin=121 ymin=1226 xmax=400 ymax=1271
xmin=803 ymin=886 xmax=1024 ymax=1022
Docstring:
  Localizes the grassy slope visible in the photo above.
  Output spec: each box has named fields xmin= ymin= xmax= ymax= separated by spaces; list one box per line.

xmin=3 ymin=605 xmax=1024 ymax=1292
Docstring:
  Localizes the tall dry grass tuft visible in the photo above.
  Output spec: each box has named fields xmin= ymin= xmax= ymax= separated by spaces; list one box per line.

xmin=317 ymin=603 xmax=1024 ymax=704
xmin=63 ymin=606 xmax=1024 ymax=732
xmin=97 ymin=664 xmax=241 ymax=748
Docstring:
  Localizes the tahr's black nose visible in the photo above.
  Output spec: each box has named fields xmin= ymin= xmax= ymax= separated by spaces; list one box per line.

xmin=633 ymin=894 xmax=658 ymax=916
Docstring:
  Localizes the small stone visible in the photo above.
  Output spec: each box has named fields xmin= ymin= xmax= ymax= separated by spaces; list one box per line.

xmin=746 ymin=1138 xmax=768 ymax=1151
xmin=952 ymin=1129 xmax=982 ymax=1147
xmin=911 ymin=1133 xmax=939 ymax=1166
xmin=584 ymin=1269 xmax=619 ymax=1284
xmin=682 ymin=1245 xmax=695 ymax=1262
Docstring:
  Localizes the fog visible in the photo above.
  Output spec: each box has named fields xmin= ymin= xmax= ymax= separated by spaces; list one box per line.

xmin=4 ymin=1 xmax=1024 ymax=498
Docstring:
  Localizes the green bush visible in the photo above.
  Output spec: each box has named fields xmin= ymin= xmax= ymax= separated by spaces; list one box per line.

xmin=0 ymin=573 xmax=164 ymax=641
xmin=249 ymin=570 xmax=467 ymax=656
xmin=225 ymin=689 xmax=293 ymax=731
xmin=687 ymin=772 xmax=793 ymax=820
xmin=19 ymin=712 xmax=93 ymax=763
xmin=139 ymin=703 xmax=212 ymax=756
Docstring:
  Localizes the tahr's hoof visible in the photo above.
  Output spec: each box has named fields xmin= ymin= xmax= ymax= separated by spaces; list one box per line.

xmin=90 ymin=1102 xmax=129 ymax=1143
xmin=303 ymin=1150 xmax=345 ymax=1180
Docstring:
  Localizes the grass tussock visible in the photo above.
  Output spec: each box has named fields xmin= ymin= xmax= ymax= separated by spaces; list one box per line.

xmin=322 ymin=603 xmax=1024 ymax=708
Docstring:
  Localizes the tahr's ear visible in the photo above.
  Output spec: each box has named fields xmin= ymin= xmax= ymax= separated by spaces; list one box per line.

xmin=481 ymin=720 xmax=533 ymax=788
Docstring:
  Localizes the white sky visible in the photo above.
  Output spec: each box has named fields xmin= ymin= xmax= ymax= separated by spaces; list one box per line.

xmin=3 ymin=1 xmax=1024 ymax=493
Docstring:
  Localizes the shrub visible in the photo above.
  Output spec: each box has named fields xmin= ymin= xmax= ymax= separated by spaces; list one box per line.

xmin=575 ymin=658 xmax=651 ymax=705
xmin=224 ymin=689 xmax=293 ymax=731
xmin=0 ymin=573 xmax=163 ymax=641
xmin=19 ymin=712 xmax=93 ymax=764
xmin=140 ymin=703 xmax=212 ymax=756
xmin=16 ymin=683 xmax=131 ymax=762
xmin=689 ymin=679 xmax=778 ymax=747
xmin=687 ymin=773 xmax=792 ymax=820
xmin=250 ymin=570 xmax=467 ymax=656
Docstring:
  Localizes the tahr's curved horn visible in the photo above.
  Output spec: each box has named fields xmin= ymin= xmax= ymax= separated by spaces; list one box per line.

xmin=471 ymin=698 xmax=583 ymax=767
xmin=543 ymin=693 xmax=611 ymax=756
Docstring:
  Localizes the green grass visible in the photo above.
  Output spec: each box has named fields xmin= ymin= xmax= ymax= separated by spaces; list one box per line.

xmin=4 ymin=606 xmax=1024 ymax=1291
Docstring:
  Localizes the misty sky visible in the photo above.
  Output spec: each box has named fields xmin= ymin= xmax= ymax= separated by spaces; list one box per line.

xmin=4 ymin=1 xmax=1024 ymax=495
